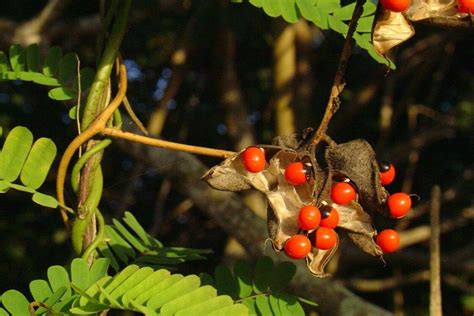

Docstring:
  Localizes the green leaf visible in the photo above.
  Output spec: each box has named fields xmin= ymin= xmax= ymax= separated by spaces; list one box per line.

xmin=234 ymin=260 xmax=253 ymax=298
xmin=296 ymin=0 xmax=319 ymax=23
xmin=111 ymin=219 xmax=147 ymax=253
xmin=35 ymin=287 xmax=67 ymax=314
xmin=104 ymin=226 xmax=136 ymax=264
xmin=0 ymin=52 xmax=9 ymax=73
xmin=146 ymin=275 xmax=201 ymax=310
xmin=362 ymin=1 xmax=377 ymax=16
xmin=32 ymin=192 xmax=59 ymax=208
xmin=175 ymin=295 xmax=234 ymax=316
xmin=249 ymin=0 xmax=263 ymax=8
xmin=134 ymin=273 xmax=182 ymax=306
xmin=123 ymin=211 xmax=155 ymax=246
xmin=88 ymin=258 xmax=110 ymax=287
xmin=79 ymin=67 xmax=95 ymax=91
xmin=69 ymin=106 xmax=77 ymax=119
xmin=241 ymin=298 xmax=257 ymax=315
xmin=71 ymin=259 xmax=90 ymax=291
xmin=256 ymin=295 xmax=272 ymax=315
xmin=57 ymin=53 xmax=77 ymax=84
xmin=0 ymin=308 xmax=8 ymax=316
xmin=278 ymin=293 xmax=305 ymax=316
xmin=199 ymin=273 xmax=214 ymax=287
xmin=1 ymin=290 xmax=30 ymax=316
xmin=328 ymin=15 xmax=348 ymax=35
xmin=333 ymin=3 xmax=356 ymax=20
xmin=0 ymin=180 xmax=10 ymax=193
xmin=269 ymin=262 xmax=296 ymax=293
xmin=122 ymin=269 xmax=171 ymax=308
xmin=356 ymin=16 xmax=374 ymax=33
xmin=160 ymin=285 xmax=217 ymax=316
xmin=252 ymin=256 xmax=273 ymax=294
xmin=78 ymin=276 xmax=112 ymax=306
xmin=48 ymin=86 xmax=75 ymax=101
xmin=26 ymin=44 xmax=40 ymax=72
xmin=20 ymin=137 xmax=57 ymax=189
xmin=29 ymin=279 xmax=52 ymax=302
xmin=0 ymin=126 xmax=33 ymax=182
xmin=101 ymin=265 xmax=140 ymax=301
xmin=28 ymin=72 xmax=60 ymax=86
xmin=109 ymin=267 xmax=154 ymax=303
xmin=9 ymin=45 xmax=26 ymax=72
xmin=280 ymin=0 xmax=300 ymax=23
xmin=269 ymin=295 xmax=283 ymax=316
xmin=8 ymin=183 xmax=35 ymax=193
xmin=317 ymin=0 xmax=340 ymax=14
xmin=262 ymin=0 xmax=282 ymax=17
xmin=207 ymin=304 xmax=248 ymax=316
xmin=215 ymin=265 xmax=238 ymax=298
xmin=42 ymin=46 xmax=62 ymax=77
xmin=47 ymin=265 xmax=71 ymax=299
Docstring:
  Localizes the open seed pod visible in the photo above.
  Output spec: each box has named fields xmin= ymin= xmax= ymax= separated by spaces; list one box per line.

xmin=203 ymin=133 xmax=389 ymax=277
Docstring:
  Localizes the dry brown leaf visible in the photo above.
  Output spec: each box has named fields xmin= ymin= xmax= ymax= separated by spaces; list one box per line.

xmin=373 ymin=10 xmax=415 ymax=55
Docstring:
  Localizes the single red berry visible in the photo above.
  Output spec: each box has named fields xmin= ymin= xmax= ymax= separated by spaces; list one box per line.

xmin=379 ymin=161 xmax=396 ymax=186
xmin=242 ymin=146 xmax=266 ymax=173
xmin=297 ymin=205 xmax=321 ymax=231
xmin=376 ymin=229 xmax=400 ymax=253
xmin=387 ymin=192 xmax=412 ymax=218
xmin=284 ymin=235 xmax=312 ymax=259
xmin=314 ymin=227 xmax=337 ymax=250
xmin=284 ymin=162 xmax=311 ymax=186
xmin=380 ymin=0 xmax=410 ymax=12
xmin=331 ymin=182 xmax=356 ymax=205
xmin=319 ymin=205 xmax=339 ymax=229
xmin=458 ymin=0 xmax=474 ymax=13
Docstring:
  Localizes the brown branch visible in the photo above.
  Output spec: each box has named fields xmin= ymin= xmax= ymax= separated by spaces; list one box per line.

xmin=311 ymin=0 xmax=367 ymax=144
xmin=344 ymin=270 xmax=430 ymax=292
xmin=430 ymin=185 xmax=442 ymax=316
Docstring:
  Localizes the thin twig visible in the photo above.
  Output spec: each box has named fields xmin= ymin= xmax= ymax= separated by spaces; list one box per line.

xmin=101 ymin=127 xmax=236 ymax=158
xmin=311 ymin=0 xmax=367 ymax=144
xmin=430 ymin=185 xmax=442 ymax=316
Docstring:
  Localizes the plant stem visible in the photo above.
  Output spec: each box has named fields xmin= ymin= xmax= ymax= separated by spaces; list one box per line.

xmin=311 ymin=0 xmax=366 ymax=144
xmin=81 ymin=0 xmax=131 ymax=130
xmin=101 ymin=127 xmax=236 ymax=158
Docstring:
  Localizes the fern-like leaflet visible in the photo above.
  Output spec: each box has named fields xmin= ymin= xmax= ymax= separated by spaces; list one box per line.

xmin=246 ymin=0 xmax=395 ymax=68
xmin=0 ymin=126 xmax=64 ymax=209
xmin=0 ymin=44 xmax=94 ymax=101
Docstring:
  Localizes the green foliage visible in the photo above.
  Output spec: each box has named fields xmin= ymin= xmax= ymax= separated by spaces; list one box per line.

xmin=97 ymin=211 xmax=212 ymax=272
xmin=0 ymin=44 xmax=94 ymax=101
xmin=247 ymin=0 xmax=394 ymax=68
xmin=0 ymin=259 xmax=248 ymax=315
xmin=0 ymin=126 xmax=61 ymax=209
xmin=208 ymin=256 xmax=316 ymax=315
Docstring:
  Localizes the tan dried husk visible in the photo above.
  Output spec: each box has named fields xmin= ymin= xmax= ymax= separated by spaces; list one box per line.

xmin=372 ymin=0 xmax=462 ymax=56
xmin=203 ymin=136 xmax=388 ymax=277
xmin=373 ymin=10 xmax=415 ymax=56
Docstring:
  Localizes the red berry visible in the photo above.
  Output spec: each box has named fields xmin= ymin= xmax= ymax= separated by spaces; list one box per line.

xmin=297 ymin=205 xmax=321 ymax=231
xmin=387 ymin=192 xmax=412 ymax=218
xmin=380 ymin=0 xmax=410 ymax=12
xmin=314 ymin=227 xmax=337 ymax=250
xmin=331 ymin=182 xmax=356 ymax=205
xmin=284 ymin=162 xmax=310 ymax=186
xmin=376 ymin=229 xmax=400 ymax=253
xmin=379 ymin=161 xmax=396 ymax=186
xmin=242 ymin=146 xmax=266 ymax=173
xmin=319 ymin=205 xmax=339 ymax=229
xmin=284 ymin=235 xmax=312 ymax=259
xmin=458 ymin=0 xmax=474 ymax=13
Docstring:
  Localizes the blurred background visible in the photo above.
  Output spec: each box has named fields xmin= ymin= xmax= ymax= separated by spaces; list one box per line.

xmin=0 ymin=0 xmax=472 ymax=315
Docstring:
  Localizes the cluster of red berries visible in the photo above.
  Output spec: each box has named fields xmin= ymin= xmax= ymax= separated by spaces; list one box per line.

xmin=241 ymin=146 xmax=413 ymax=257
xmin=380 ymin=0 xmax=472 ymax=13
